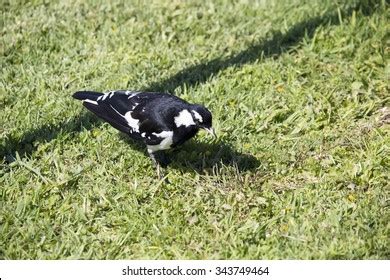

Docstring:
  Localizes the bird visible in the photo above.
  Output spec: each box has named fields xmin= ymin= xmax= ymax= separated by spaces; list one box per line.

xmin=72 ymin=90 xmax=216 ymax=178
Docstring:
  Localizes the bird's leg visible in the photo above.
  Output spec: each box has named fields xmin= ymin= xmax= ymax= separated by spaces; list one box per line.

xmin=148 ymin=150 xmax=163 ymax=179
xmin=156 ymin=162 xmax=162 ymax=179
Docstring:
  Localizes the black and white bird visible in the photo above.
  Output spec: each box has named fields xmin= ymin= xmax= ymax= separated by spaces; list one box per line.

xmin=73 ymin=90 xmax=215 ymax=177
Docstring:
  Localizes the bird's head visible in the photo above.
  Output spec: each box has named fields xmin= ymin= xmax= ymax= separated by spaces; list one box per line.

xmin=191 ymin=105 xmax=216 ymax=138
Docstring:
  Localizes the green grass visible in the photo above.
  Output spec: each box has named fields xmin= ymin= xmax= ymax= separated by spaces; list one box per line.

xmin=1 ymin=0 xmax=389 ymax=259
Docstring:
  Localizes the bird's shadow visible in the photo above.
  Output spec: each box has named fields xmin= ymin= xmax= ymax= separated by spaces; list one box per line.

xmin=1 ymin=112 xmax=102 ymax=162
xmin=117 ymin=133 xmax=259 ymax=173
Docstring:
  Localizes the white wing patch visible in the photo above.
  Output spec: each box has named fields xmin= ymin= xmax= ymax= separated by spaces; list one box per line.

xmin=126 ymin=91 xmax=139 ymax=99
xmin=83 ymin=99 xmax=98 ymax=105
xmin=124 ymin=111 xmax=140 ymax=132
xmin=108 ymin=104 xmax=140 ymax=133
xmin=97 ymin=90 xmax=139 ymax=101
xmin=97 ymin=90 xmax=120 ymax=101
xmin=174 ymin=110 xmax=195 ymax=127
xmin=192 ymin=110 xmax=203 ymax=122
xmin=147 ymin=131 xmax=174 ymax=152
xmin=100 ymin=91 xmax=114 ymax=101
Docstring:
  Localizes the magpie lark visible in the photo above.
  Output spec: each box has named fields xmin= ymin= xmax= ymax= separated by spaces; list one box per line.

xmin=73 ymin=90 xmax=216 ymax=177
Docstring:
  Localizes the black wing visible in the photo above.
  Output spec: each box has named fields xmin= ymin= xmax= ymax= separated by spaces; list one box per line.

xmin=83 ymin=101 xmax=131 ymax=134
xmin=77 ymin=91 xmax=137 ymax=133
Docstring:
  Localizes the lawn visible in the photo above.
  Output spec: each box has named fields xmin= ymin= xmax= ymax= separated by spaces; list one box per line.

xmin=1 ymin=0 xmax=389 ymax=259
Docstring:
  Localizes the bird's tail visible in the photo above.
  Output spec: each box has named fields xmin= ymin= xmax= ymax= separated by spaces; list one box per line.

xmin=72 ymin=91 xmax=103 ymax=101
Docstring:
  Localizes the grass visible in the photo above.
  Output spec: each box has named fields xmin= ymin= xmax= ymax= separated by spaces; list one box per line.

xmin=1 ymin=0 xmax=389 ymax=259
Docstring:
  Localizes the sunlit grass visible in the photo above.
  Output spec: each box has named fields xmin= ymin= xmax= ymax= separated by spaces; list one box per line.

xmin=1 ymin=0 xmax=389 ymax=259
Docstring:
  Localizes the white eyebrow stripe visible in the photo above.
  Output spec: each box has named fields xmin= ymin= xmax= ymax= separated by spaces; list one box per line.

xmin=192 ymin=110 xmax=203 ymax=122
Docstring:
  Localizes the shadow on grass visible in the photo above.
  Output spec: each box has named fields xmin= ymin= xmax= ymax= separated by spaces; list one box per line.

xmin=171 ymin=140 xmax=260 ymax=173
xmin=143 ymin=1 xmax=378 ymax=93
xmin=1 ymin=112 xmax=102 ymax=161
xmin=118 ymin=133 xmax=260 ymax=173
xmin=1 ymin=0 xmax=378 ymax=166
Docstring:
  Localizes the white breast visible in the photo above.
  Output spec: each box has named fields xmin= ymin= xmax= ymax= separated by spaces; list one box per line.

xmin=147 ymin=131 xmax=174 ymax=153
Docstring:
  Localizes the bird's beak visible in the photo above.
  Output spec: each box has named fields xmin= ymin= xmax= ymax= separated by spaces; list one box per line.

xmin=204 ymin=127 xmax=217 ymax=138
